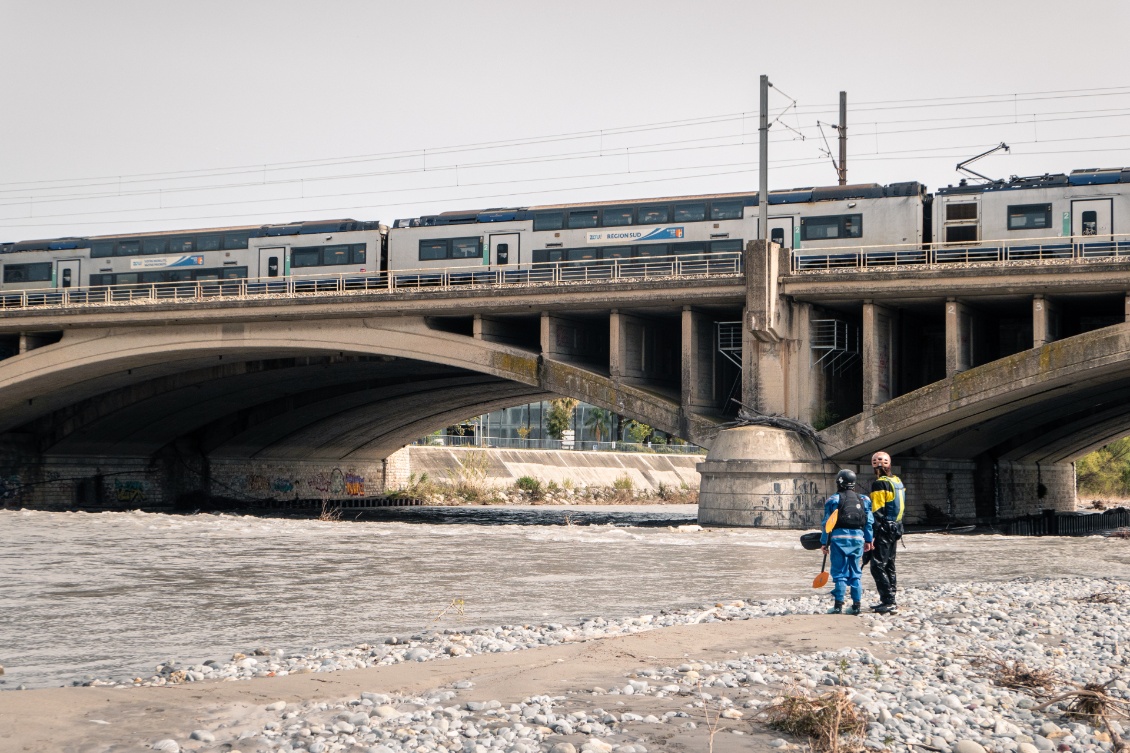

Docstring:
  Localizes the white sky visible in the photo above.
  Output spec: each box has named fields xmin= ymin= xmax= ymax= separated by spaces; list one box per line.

xmin=3 ymin=0 xmax=1130 ymax=241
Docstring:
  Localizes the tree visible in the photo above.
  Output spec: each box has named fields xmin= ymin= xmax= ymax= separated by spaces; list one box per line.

xmin=545 ymin=398 xmax=578 ymax=440
xmin=623 ymin=419 xmax=653 ymax=444
xmin=584 ymin=407 xmax=612 ymax=443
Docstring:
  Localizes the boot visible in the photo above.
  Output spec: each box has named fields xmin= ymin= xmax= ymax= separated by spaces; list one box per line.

xmin=873 ymin=602 xmax=897 ymax=614
xmin=827 ymin=602 xmax=843 ymax=614
xmin=848 ymin=602 xmax=862 ymax=615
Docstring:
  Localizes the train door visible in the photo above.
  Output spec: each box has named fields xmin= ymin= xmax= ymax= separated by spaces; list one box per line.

xmin=258 ymin=247 xmax=284 ymax=278
xmin=768 ymin=217 xmax=794 ymax=249
xmin=55 ymin=259 xmax=80 ymax=289
xmin=1071 ymin=199 xmax=1112 ymax=242
xmin=489 ymin=233 xmax=520 ymax=268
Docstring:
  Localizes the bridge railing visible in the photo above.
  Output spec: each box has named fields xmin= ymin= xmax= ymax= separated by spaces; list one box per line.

xmin=791 ymin=234 xmax=1130 ymax=271
xmin=0 ymin=251 xmax=744 ymax=312
xmin=415 ymin=435 xmax=705 ymax=454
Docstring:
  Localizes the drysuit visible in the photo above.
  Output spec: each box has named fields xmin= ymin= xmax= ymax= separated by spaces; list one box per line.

xmin=820 ymin=490 xmax=875 ymax=606
xmin=869 ymin=474 xmax=906 ymax=607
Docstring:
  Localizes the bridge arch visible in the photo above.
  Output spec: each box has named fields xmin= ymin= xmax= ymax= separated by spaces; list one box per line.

xmin=1 ymin=316 xmax=709 ymax=466
xmin=819 ymin=322 xmax=1130 ymax=463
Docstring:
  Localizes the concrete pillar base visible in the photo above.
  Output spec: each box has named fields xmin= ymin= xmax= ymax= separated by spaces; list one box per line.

xmin=697 ymin=426 xmax=830 ymax=528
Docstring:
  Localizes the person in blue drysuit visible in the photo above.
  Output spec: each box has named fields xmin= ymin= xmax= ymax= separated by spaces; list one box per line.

xmin=820 ymin=469 xmax=874 ymax=615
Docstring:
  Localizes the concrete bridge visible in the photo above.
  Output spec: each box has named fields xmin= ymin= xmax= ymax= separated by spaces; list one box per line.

xmin=0 ymin=245 xmax=1127 ymax=524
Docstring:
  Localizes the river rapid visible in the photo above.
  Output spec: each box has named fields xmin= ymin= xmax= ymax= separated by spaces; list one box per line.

xmin=1 ymin=507 xmax=1127 ymax=689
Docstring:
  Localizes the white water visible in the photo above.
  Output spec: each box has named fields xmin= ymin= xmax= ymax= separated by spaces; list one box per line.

xmin=1 ymin=507 xmax=1127 ymax=689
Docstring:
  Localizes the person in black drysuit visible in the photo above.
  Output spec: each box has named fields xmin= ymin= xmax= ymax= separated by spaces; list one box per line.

xmin=868 ymin=451 xmax=906 ymax=613
xmin=819 ymin=469 xmax=874 ymax=615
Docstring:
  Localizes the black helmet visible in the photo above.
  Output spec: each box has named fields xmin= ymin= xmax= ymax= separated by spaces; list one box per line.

xmin=836 ymin=469 xmax=856 ymax=489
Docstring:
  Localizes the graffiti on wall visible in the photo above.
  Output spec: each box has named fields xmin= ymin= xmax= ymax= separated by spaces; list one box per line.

xmin=113 ymin=479 xmax=147 ymax=504
xmin=225 ymin=466 xmax=366 ymax=499
xmin=0 ymin=474 xmax=23 ymax=502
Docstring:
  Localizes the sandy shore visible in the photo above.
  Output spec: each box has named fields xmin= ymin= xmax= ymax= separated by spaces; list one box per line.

xmin=0 ymin=613 xmax=866 ymax=753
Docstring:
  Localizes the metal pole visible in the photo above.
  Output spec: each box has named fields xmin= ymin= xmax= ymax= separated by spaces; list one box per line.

xmin=759 ymin=75 xmax=769 ymax=241
xmin=838 ymin=91 xmax=847 ymax=186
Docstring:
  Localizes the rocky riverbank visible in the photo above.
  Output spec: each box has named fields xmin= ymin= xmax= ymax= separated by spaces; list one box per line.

xmin=3 ymin=575 xmax=1127 ymax=753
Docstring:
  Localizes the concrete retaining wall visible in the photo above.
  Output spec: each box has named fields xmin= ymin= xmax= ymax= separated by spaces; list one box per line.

xmin=401 ymin=446 xmax=701 ymax=492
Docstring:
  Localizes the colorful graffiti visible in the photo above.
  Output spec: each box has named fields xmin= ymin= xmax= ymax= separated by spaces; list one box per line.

xmin=227 ymin=466 xmax=367 ymax=499
xmin=113 ymin=479 xmax=147 ymax=504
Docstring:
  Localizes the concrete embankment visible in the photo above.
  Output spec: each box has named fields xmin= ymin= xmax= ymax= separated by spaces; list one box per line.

xmin=400 ymin=445 xmax=702 ymax=492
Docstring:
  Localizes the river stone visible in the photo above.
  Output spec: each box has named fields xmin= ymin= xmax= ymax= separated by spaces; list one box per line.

xmin=151 ymin=741 xmax=179 ymax=752
xmin=549 ymin=744 xmax=577 ymax=753
xmin=265 ymin=701 xmax=286 ymax=712
xmin=954 ymin=741 xmax=987 ymax=753
xmin=1018 ymin=744 xmax=1040 ymax=753
xmin=189 ymin=730 xmax=214 ymax=742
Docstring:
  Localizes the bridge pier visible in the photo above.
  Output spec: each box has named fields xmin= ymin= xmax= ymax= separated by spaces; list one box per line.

xmin=697 ymin=426 xmax=829 ymax=528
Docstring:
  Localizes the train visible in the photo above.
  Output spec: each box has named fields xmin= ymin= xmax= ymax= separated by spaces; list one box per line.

xmin=2 ymin=165 xmax=1129 ymax=296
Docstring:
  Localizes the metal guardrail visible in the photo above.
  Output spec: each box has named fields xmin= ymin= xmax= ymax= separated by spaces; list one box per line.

xmin=792 ymin=235 xmax=1130 ymax=271
xmin=414 ymin=435 xmax=706 ymax=454
xmin=0 ymin=252 xmax=744 ymax=312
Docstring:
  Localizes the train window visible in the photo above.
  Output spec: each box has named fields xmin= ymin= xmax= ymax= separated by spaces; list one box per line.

xmin=533 ymin=211 xmax=564 ymax=231
xmin=638 ymin=205 xmax=669 ymax=224
xmin=91 ymin=241 xmax=115 ymax=258
xmin=118 ymin=240 xmax=141 ymax=256
xmin=800 ymin=214 xmax=863 ymax=241
xmin=198 ymin=236 xmax=221 ymax=252
xmin=323 ymin=245 xmax=350 ymax=265
xmin=117 ymin=273 xmax=139 ymax=284
xmin=946 ymin=203 xmax=978 ymax=221
xmin=636 ymin=244 xmax=669 ymax=257
xmin=710 ymin=201 xmax=744 ymax=221
xmin=170 ymin=237 xmax=195 ymax=253
xmin=567 ymin=210 xmax=599 ymax=229
xmin=352 ymin=245 xmax=366 ymax=264
xmin=945 ymin=226 xmax=978 ymax=243
xmin=566 ymin=248 xmax=599 ymax=261
xmin=451 ymin=238 xmax=481 ymax=259
xmin=603 ymin=246 xmax=632 ymax=259
xmin=223 ymin=232 xmax=251 ymax=250
xmin=3 ymin=262 xmax=52 ymax=283
xmin=419 ymin=240 xmax=448 ymax=260
xmin=221 ymin=268 xmax=246 ymax=279
xmin=142 ymin=238 xmax=166 ymax=255
xmin=602 ymin=208 xmax=634 ymax=227
xmin=675 ymin=242 xmax=707 ymax=255
xmin=1007 ymin=203 xmax=1052 ymax=230
xmin=674 ymin=203 xmax=706 ymax=222
xmin=292 ymin=248 xmax=321 ymax=267
xmin=711 ymin=239 xmax=743 ymax=253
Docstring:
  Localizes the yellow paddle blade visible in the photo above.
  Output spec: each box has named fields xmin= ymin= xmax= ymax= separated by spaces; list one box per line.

xmin=812 ymin=571 xmax=829 ymax=588
xmin=824 ymin=509 xmax=839 ymax=533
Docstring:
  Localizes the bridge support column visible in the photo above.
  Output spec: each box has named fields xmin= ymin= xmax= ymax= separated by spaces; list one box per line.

xmin=681 ymin=307 xmax=713 ymax=411
xmin=698 ymin=426 xmax=829 ymax=528
xmin=1125 ymin=293 xmax=1130 ymax=322
xmin=863 ymin=301 xmax=897 ymax=408
xmin=1033 ymin=295 xmax=1061 ymax=347
xmin=945 ymin=298 xmax=973 ymax=375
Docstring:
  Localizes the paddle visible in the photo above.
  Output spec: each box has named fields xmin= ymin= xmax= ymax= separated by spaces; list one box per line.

xmin=811 ymin=510 xmax=839 ymax=588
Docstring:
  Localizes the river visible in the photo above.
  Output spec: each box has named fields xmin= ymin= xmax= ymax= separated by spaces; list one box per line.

xmin=1 ymin=507 xmax=1127 ymax=689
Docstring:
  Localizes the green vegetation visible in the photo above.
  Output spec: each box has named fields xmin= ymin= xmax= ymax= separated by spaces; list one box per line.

xmin=1076 ymin=437 xmax=1130 ymax=500
xmin=545 ymin=398 xmax=578 ymax=440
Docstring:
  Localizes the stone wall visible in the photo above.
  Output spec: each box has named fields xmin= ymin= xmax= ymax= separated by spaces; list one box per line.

xmin=996 ymin=460 xmax=1077 ymax=518
xmin=209 ymin=459 xmax=385 ymax=503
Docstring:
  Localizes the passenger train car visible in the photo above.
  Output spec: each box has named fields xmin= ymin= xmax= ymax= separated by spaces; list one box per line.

xmin=1 ymin=166 xmax=1128 ymax=295
xmin=387 ymin=182 xmax=927 ymax=274
xmin=0 ymin=219 xmax=383 ymax=293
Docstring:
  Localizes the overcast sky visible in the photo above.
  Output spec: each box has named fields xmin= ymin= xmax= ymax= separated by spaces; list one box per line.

xmin=3 ymin=0 xmax=1130 ymax=241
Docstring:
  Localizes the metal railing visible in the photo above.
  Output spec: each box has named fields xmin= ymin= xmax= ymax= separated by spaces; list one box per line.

xmin=0 ymin=251 xmax=744 ymax=312
xmin=414 ymin=435 xmax=705 ymax=454
xmin=791 ymin=234 xmax=1130 ymax=272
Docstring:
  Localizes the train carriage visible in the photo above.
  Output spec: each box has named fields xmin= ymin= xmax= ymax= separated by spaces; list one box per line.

xmin=387 ymin=182 xmax=928 ymax=281
xmin=933 ymin=168 xmax=1130 ymax=263
xmin=0 ymin=219 xmax=385 ymax=302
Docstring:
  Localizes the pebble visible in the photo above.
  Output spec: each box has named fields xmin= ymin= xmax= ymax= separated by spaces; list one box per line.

xmin=151 ymin=741 xmax=179 ymax=752
xmin=56 ymin=576 xmax=1126 ymax=753
xmin=188 ymin=730 xmax=214 ymax=742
